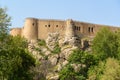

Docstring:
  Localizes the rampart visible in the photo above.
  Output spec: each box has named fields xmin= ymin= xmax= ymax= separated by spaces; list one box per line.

xmin=10 ymin=18 xmax=120 ymax=40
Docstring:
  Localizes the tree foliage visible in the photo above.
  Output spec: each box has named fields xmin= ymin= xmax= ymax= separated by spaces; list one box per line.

xmin=87 ymin=58 xmax=120 ymax=80
xmin=87 ymin=60 xmax=105 ymax=80
xmin=0 ymin=36 xmax=35 ymax=80
xmin=59 ymin=49 xmax=97 ymax=80
xmin=68 ymin=49 xmax=97 ymax=65
xmin=92 ymin=27 xmax=119 ymax=60
xmin=0 ymin=7 xmax=11 ymax=40
xmin=0 ymin=7 xmax=36 ymax=80
xmin=59 ymin=64 xmax=85 ymax=80
xmin=87 ymin=27 xmax=120 ymax=80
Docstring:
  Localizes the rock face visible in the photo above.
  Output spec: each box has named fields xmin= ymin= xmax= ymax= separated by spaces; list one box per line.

xmin=46 ymin=32 xmax=59 ymax=50
xmin=28 ymin=32 xmax=90 ymax=80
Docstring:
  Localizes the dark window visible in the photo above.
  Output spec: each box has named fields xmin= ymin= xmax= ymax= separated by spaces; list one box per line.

xmin=74 ymin=26 xmax=76 ymax=30
xmin=45 ymin=25 xmax=47 ymax=27
xmin=32 ymin=23 xmax=34 ymax=26
xmin=56 ymin=25 xmax=58 ymax=27
xmin=91 ymin=27 xmax=93 ymax=32
xmin=77 ymin=27 xmax=79 ymax=30
xmin=78 ymin=27 xmax=80 ymax=31
xmin=48 ymin=24 xmax=50 ymax=27
xmin=88 ymin=27 xmax=90 ymax=32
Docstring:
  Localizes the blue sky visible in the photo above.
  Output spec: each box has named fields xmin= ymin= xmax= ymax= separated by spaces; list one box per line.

xmin=0 ymin=0 xmax=120 ymax=28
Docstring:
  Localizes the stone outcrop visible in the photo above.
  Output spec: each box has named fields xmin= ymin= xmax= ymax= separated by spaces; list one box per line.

xmin=28 ymin=32 xmax=91 ymax=80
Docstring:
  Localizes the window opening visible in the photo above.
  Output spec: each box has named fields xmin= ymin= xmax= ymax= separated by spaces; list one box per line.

xmin=56 ymin=25 xmax=58 ymax=27
xmin=74 ymin=26 xmax=76 ymax=30
xmin=91 ymin=27 xmax=93 ymax=32
xmin=88 ymin=27 xmax=90 ymax=32
xmin=79 ymin=27 xmax=80 ymax=31
xmin=77 ymin=27 xmax=79 ymax=30
xmin=48 ymin=24 xmax=50 ymax=27
xmin=32 ymin=23 xmax=34 ymax=26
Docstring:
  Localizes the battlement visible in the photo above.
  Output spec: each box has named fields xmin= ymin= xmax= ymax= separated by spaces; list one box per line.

xmin=10 ymin=18 xmax=120 ymax=40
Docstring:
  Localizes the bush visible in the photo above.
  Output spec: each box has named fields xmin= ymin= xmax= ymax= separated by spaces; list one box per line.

xmin=87 ymin=58 xmax=120 ymax=80
xmin=0 ymin=36 xmax=35 ymax=80
xmin=92 ymin=27 xmax=119 ymax=60
xmin=68 ymin=49 xmax=97 ymax=66
xmin=59 ymin=65 xmax=85 ymax=80
xmin=38 ymin=40 xmax=46 ymax=46
xmin=52 ymin=43 xmax=61 ymax=54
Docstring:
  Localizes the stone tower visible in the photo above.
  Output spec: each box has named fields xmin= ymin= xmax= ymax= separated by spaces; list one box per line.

xmin=65 ymin=19 xmax=75 ymax=40
xmin=22 ymin=18 xmax=38 ymax=40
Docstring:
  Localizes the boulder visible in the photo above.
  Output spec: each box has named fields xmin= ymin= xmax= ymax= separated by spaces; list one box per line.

xmin=49 ymin=54 xmax=59 ymax=65
xmin=46 ymin=32 xmax=59 ymax=50
xmin=71 ymin=63 xmax=82 ymax=72
xmin=44 ymin=51 xmax=51 ymax=56
xmin=62 ymin=60 xmax=68 ymax=67
xmin=46 ymin=73 xmax=59 ymax=80
xmin=57 ymin=63 xmax=62 ymax=71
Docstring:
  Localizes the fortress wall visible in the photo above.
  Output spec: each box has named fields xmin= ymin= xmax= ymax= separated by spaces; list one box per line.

xmin=38 ymin=20 xmax=66 ymax=40
xmin=21 ymin=27 xmax=24 ymax=37
xmin=73 ymin=21 xmax=119 ymax=37
xmin=10 ymin=28 xmax=21 ymax=36
xmin=72 ymin=21 xmax=84 ymax=37
xmin=10 ymin=18 xmax=120 ymax=41
xmin=73 ymin=21 xmax=97 ymax=37
xmin=110 ymin=27 xmax=120 ymax=32
xmin=93 ymin=24 xmax=119 ymax=35
xmin=22 ymin=18 xmax=38 ymax=40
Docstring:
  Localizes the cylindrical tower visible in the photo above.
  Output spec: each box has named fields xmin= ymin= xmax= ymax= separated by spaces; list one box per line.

xmin=65 ymin=19 xmax=75 ymax=40
xmin=23 ymin=18 xmax=38 ymax=40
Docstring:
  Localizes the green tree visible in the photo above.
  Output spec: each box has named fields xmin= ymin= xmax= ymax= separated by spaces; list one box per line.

xmin=0 ymin=7 xmax=35 ymax=80
xmin=0 ymin=7 xmax=11 ymax=40
xmin=0 ymin=36 xmax=35 ymax=80
xmin=87 ymin=61 xmax=105 ymax=80
xmin=59 ymin=64 xmax=85 ymax=80
xmin=59 ymin=49 xmax=97 ymax=80
xmin=68 ymin=49 xmax=97 ymax=65
xmin=101 ymin=58 xmax=120 ymax=80
xmin=92 ymin=27 xmax=118 ymax=60
xmin=87 ymin=58 xmax=120 ymax=80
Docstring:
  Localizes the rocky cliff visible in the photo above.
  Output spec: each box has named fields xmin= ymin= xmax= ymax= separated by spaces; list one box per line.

xmin=28 ymin=32 xmax=90 ymax=80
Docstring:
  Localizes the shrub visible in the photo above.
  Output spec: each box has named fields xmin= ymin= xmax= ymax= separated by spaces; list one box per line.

xmin=59 ymin=64 xmax=85 ymax=80
xmin=52 ymin=43 xmax=61 ymax=54
xmin=38 ymin=40 xmax=46 ymax=46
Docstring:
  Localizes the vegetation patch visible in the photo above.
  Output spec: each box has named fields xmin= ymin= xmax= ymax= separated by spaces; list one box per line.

xmin=59 ymin=64 xmax=86 ymax=80
xmin=38 ymin=39 xmax=46 ymax=46
xmin=51 ymin=43 xmax=61 ymax=54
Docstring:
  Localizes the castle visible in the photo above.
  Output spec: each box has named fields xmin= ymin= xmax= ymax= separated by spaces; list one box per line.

xmin=10 ymin=18 xmax=120 ymax=41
